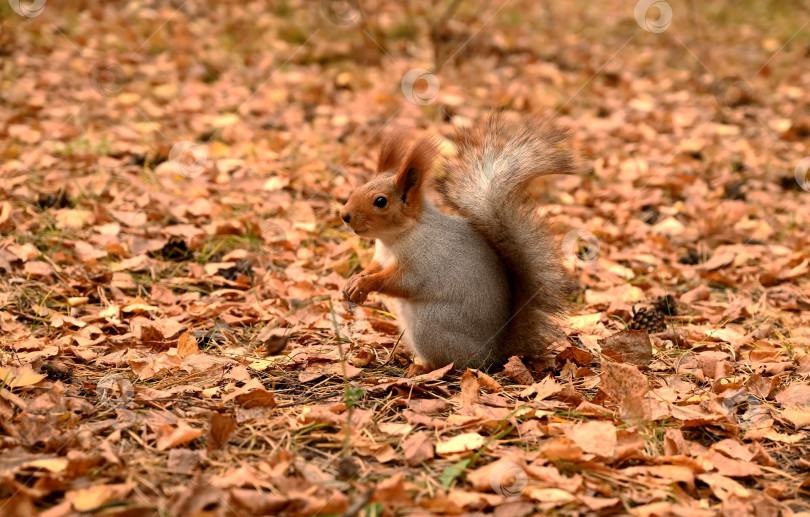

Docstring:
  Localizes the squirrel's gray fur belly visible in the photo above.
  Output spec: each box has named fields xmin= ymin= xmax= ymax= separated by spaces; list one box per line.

xmin=376 ymin=203 xmax=511 ymax=368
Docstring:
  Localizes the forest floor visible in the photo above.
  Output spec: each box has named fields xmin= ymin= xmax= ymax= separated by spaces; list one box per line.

xmin=1 ymin=0 xmax=810 ymax=515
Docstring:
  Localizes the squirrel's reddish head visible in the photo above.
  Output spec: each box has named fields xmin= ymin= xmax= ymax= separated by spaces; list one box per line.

xmin=340 ymin=133 xmax=438 ymax=241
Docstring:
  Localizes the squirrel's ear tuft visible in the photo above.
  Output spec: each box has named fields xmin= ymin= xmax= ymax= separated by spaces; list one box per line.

xmin=377 ymin=129 xmax=407 ymax=174
xmin=395 ymin=137 xmax=439 ymax=203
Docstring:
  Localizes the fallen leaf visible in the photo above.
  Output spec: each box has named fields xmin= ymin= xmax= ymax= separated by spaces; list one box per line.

xmin=525 ymin=487 xmax=575 ymax=506
xmin=65 ymin=483 xmax=135 ymax=512
xmin=0 ymin=365 xmax=46 ymax=388
xmin=401 ymin=431 xmax=434 ymax=466
xmin=23 ymin=260 xmax=53 ymax=277
xmin=475 ymin=370 xmax=503 ymax=392
xmin=207 ymin=412 xmax=237 ymax=452
xmin=707 ymin=451 xmax=763 ymax=477
xmin=407 ymin=398 xmax=451 ymax=414
xmin=229 ymin=489 xmax=288 ymax=515
xmin=781 ymin=405 xmax=810 ymax=429
xmin=435 ymin=433 xmax=486 ymax=457
xmin=235 ymin=388 xmax=276 ymax=409
xmin=564 ymin=420 xmax=617 ymax=458
xmin=598 ymin=330 xmax=652 ymax=367
xmin=460 ymin=369 xmax=480 ymax=408
xmin=697 ymin=473 xmax=749 ymax=501
xmin=681 ymin=284 xmax=711 ymax=304
xmin=55 ymin=209 xmax=93 ymax=230
xmin=520 ymin=375 xmax=562 ymax=401
xmin=775 ymin=384 xmax=810 ymax=406
xmin=502 ymin=356 xmax=534 ymax=385
xmin=696 ymin=251 xmax=737 ymax=271
xmin=177 ymin=330 xmax=199 ymax=358
xmin=600 ymin=362 xmax=650 ymax=421
xmin=413 ymin=363 xmax=454 ymax=382
xmin=156 ymin=421 xmax=203 ymax=451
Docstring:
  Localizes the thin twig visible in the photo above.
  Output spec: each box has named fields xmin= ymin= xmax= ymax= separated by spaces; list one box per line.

xmin=328 ymin=300 xmax=354 ymax=457
xmin=343 ymin=486 xmax=376 ymax=517
xmin=383 ymin=330 xmax=405 ymax=365
xmin=431 ymin=0 xmax=464 ymax=71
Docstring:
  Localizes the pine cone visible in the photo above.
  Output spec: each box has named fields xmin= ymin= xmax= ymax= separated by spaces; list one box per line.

xmin=653 ymin=294 xmax=677 ymax=316
xmin=629 ymin=306 xmax=667 ymax=333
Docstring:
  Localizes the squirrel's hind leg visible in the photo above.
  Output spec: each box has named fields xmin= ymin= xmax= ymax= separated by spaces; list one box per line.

xmin=404 ymin=362 xmax=433 ymax=377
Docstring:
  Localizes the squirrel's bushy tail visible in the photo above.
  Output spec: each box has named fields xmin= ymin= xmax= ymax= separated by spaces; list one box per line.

xmin=437 ymin=112 xmax=576 ymax=362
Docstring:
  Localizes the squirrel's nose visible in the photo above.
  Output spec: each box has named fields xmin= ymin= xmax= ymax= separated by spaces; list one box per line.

xmin=340 ymin=211 xmax=350 ymax=224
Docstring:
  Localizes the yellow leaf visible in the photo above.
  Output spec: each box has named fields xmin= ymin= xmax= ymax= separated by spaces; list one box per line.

xmin=435 ymin=433 xmax=486 ymax=457
xmin=177 ymin=331 xmax=199 ymax=358
xmin=211 ymin=114 xmax=239 ymax=127
xmin=66 ymin=484 xmax=135 ymax=512
xmin=525 ymin=487 xmax=576 ymax=505
xmin=26 ymin=457 xmax=68 ymax=472
xmin=249 ymin=357 xmax=290 ymax=371
xmin=155 ymin=420 xmax=202 ymax=451
xmin=210 ymin=140 xmax=230 ymax=158
xmin=55 ymin=209 xmax=92 ymax=230
xmin=569 ymin=313 xmax=602 ymax=333
xmin=0 ymin=365 xmax=46 ymax=388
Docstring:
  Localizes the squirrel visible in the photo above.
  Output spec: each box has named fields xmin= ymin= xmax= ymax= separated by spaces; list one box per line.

xmin=339 ymin=112 xmax=576 ymax=371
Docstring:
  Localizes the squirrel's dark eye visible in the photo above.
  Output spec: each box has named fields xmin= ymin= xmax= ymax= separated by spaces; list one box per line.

xmin=373 ymin=196 xmax=387 ymax=208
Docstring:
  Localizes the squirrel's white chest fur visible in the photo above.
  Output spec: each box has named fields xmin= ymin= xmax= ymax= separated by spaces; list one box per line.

xmin=374 ymin=203 xmax=511 ymax=368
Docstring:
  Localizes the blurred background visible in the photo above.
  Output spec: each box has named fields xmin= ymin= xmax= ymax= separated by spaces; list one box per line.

xmin=2 ymin=0 xmax=808 ymax=237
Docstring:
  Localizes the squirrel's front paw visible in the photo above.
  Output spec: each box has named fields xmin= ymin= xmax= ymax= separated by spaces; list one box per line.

xmin=344 ymin=274 xmax=371 ymax=304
